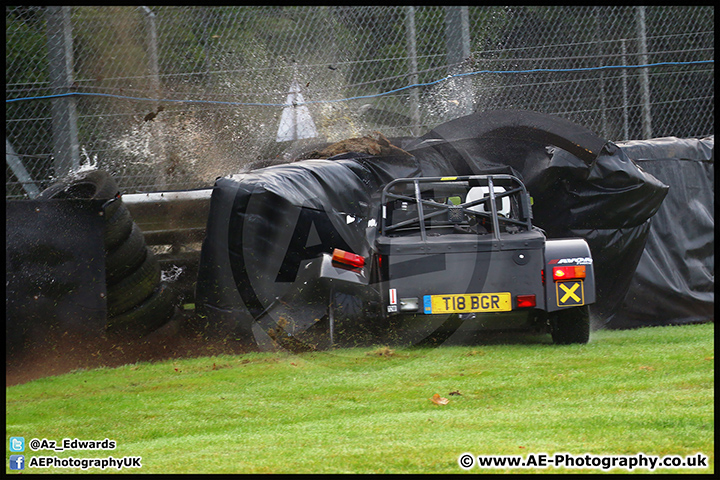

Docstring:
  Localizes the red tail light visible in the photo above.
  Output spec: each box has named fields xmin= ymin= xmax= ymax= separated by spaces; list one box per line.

xmin=552 ymin=265 xmax=586 ymax=281
xmin=516 ymin=294 xmax=536 ymax=308
xmin=332 ymin=248 xmax=365 ymax=268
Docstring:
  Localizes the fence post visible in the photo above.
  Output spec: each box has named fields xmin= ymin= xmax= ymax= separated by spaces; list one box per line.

xmin=636 ymin=6 xmax=653 ymax=139
xmin=445 ymin=6 xmax=473 ymax=119
xmin=45 ymin=6 xmax=80 ymax=178
xmin=594 ymin=7 xmax=607 ymax=139
xmin=6 ymin=138 xmax=40 ymax=198
xmin=405 ymin=6 xmax=421 ymax=137
xmin=621 ymin=39 xmax=630 ymax=141
xmin=141 ymin=6 xmax=161 ymax=100
xmin=141 ymin=6 xmax=167 ymax=190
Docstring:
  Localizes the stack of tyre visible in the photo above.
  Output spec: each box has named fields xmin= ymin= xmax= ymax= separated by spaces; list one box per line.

xmin=37 ymin=170 xmax=177 ymax=337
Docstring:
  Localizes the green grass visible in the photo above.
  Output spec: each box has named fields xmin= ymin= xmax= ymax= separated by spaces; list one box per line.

xmin=6 ymin=323 xmax=714 ymax=474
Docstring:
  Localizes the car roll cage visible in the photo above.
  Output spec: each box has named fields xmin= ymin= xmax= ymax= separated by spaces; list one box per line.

xmin=379 ymin=175 xmax=534 ymax=242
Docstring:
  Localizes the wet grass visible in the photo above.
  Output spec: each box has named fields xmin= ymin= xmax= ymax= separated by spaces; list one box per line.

xmin=6 ymin=322 xmax=714 ymax=474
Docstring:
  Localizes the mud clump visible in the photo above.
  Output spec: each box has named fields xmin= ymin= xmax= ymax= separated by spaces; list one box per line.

xmin=301 ymin=132 xmax=412 ymax=160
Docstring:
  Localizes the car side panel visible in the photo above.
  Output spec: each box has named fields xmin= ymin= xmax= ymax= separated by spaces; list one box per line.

xmin=544 ymin=238 xmax=596 ymax=312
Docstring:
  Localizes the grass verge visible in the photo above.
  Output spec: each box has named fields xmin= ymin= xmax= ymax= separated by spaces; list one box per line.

xmin=6 ymin=323 xmax=714 ymax=474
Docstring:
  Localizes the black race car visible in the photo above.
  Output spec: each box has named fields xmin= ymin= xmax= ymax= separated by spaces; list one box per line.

xmin=318 ymin=174 xmax=595 ymax=346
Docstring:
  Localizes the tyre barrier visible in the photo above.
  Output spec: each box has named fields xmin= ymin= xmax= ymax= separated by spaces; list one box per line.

xmin=106 ymin=223 xmax=147 ymax=285
xmin=106 ymin=251 xmax=160 ymax=317
xmin=106 ymin=282 xmax=178 ymax=336
xmin=37 ymin=170 xmax=178 ymax=336
xmin=37 ymin=169 xmax=122 ymax=217
xmin=103 ymin=200 xmax=134 ymax=251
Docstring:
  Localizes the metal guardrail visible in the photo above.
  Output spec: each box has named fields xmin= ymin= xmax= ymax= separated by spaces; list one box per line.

xmin=122 ymin=188 xmax=213 ymax=303
xmin=122 ymin=189 xmax=212 ymax=246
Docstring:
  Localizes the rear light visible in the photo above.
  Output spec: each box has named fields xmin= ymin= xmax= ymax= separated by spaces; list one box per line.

xmin=552 ymin=265 xmax=586 ymax=281
xmin=331 ymin=248 xmax=365 ymax=268
xmin=516 ymin=294 xmax=536 ymax=308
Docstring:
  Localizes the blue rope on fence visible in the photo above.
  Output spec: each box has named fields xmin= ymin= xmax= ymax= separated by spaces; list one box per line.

xmin=5 ymin=60 xmax=714 ymax=108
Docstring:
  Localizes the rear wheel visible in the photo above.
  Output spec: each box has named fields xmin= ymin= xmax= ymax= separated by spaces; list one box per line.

xmin=550 ymin=306 xmax=590 ymax=344
xmin=328 ymin=288 xmax=380 ymax=347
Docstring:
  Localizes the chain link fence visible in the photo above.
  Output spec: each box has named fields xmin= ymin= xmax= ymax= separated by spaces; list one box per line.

xmin=6 ymin=6 xmax=714 ymax=198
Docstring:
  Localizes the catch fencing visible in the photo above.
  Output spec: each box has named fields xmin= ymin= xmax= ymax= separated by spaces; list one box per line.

xmin=6 ymin=6 xmax=714 ymax=198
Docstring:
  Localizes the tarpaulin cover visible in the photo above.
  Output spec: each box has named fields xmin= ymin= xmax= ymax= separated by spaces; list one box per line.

xmin=606 ymin=136 xmax=714 ymax=328
xmin=196 ymin=110 xmax=673 ymax=344
xmin=195 ymin=153 xmax=420 ymax=346
xmin=6 ymin=199 xmax=107 ymax=362
xmin=403 ymin=110 xmax=671 ymax=326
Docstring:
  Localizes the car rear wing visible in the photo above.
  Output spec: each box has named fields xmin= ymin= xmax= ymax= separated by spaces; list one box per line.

xmin=379 ymin=175 xmax=533 ymax=241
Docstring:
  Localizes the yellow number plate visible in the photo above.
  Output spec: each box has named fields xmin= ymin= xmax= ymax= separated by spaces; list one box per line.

xmin=423 ymin=293 xmax=512 ymax=314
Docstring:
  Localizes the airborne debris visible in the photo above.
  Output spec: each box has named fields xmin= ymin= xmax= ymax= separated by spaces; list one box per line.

xmin=161 ymin=265 xmax=185 ymax=283
xmin=143 ymin=105 xmax=164 ymax=122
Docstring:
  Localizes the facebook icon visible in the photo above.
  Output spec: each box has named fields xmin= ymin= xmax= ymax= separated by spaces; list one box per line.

xmin=10 ymin=455 xmax=25 ymax=470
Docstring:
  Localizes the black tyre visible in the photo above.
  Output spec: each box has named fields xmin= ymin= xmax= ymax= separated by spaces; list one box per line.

xmin=329 ymin=289 xmax=378 ymax=347
xmin=106 ymin=224 xmax=148 ymax=286
xmin=36 ymin=169 xmax=132 ymax=251
xmin=332 ymin=290 xmax=364 ymax=321
xmin=103 ymin=201 xmax=134 ymax=251
xmin=106 ymin=251 xmax=160 ymax=317
xmin=550 ymin=306 xmax=590 ymax=345
xmin=106 ymin=283 xmax=177 ymax=337
xmin=37 ymin=169 xmax=122 ymax=218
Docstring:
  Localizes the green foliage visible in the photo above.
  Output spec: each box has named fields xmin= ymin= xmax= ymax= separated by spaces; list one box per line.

xmin=6 ymin=7 xmax=49 ymax=88
xmin=6 ymin=323 xmax=714 ymax=474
